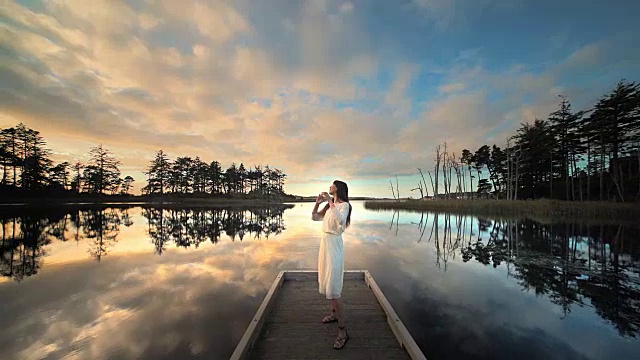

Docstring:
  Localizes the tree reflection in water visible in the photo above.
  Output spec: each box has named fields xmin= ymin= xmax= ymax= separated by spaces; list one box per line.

xmin=404 ymin=211 xmax=640 ymax=338
xmin=0 ymin=205 xmax=291 ymax=280
xmin=141 ymin=206 xmax=289 ymax=254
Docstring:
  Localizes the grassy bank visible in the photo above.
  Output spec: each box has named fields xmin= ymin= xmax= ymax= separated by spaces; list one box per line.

xmin=364 ymin=199 xmax=640 ymax=223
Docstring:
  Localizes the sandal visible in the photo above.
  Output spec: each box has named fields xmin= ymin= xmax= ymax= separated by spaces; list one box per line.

xmin=322 ymin=312 xmax=338 ymax=323
xmin=333 ymin=326 xmax=349 ymax=350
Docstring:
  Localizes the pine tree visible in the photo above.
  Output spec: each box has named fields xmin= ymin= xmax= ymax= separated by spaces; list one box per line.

xmin=548 ymin=96 xmax=584 ymax=200
xmin=145 ymin=150 xmax=171 ymax=194
xmin=121 ymin=176 xmax=135 ymax=195
xmin=83 ymin=144 xmax=121 ymax=194
xmin=208 ymin=161 xmax=222 ymax=194
xmin=18 ymin=127 xmax=52 ymax=190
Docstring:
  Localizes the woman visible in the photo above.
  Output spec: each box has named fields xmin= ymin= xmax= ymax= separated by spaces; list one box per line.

xmin=311 ymin=180 xmax=352 ymax=350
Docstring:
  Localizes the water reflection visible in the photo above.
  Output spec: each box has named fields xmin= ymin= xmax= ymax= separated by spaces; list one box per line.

xmin=0 ymin=205 xmax=291 ymax=281
xmin=1 ymin=204 xmax=639 ymax=359
xmin=143 ymin=207 xmax=288 ymax=254
xmin=395 ymin=211 xmax=640 ymax=338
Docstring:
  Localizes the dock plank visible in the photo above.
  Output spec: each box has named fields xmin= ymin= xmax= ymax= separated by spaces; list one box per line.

xmin=243 ymin=271 xmax=414 ymax=360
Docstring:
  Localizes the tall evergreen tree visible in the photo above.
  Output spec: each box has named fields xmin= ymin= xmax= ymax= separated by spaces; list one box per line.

xmin=121 ymin=176 xmax=135 ymax=195
xmin=474 ymin=145 xmax=491 ymax=192
xmin=0 ymin=127 xmax=19 ymax=186
xmin=208 ymin=161 xmax=222 ymax=194
xmin=145 ymin=150 xmax=171 ymax=194
xmin=548 ymin=96 xmax=585 ymax=200
xmin=83 ymin=145 xmax=121 ymax=194
xmin=586 ymin=80 xmax=640 ymax=200
xmin=49 ymin=162 xmax=70 ymax=190
xmin=18 ymin=127 xmax=52 ymax=190
xmin=71 ymin=162 xmax=83 ymax=193
xmin=513 ymin=119 xmax=555 ymax=199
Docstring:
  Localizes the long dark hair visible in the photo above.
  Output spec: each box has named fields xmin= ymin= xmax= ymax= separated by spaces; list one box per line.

xmin=333 ymin=180 xmax=352 ymax=228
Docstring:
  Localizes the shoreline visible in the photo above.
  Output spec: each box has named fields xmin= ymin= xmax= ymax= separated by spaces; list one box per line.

xmin=363 ymin=199 xmax=640 ymax=224
xmin=0 ymin=194 xmax=299 ymax=208
xmin=0 ymin=195 xmax=382 ymax=208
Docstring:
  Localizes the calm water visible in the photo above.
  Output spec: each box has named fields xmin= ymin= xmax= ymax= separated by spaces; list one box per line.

xmin=1 ymin=202 xmax=639 ymax=360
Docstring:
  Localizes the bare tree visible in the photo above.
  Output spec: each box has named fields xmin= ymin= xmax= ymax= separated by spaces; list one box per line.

xmin=418 ymin=168 xmax=429 ymax=198
xmin=411 ymin=184 xmax=424 ymax=199
xmin=514 ymin=146 xmax=522 ymax=200
xmin=452 ymin=152 xmax=462 ymax=198
xmin=506 ymin=137 xmax=513 ymax=200
xmin=389 ymin=179 xmax=397 ymax=200
xmin=434 ymin=145 xmax=441 ymax=200
xmin=448 ymin=152 xmax=455 ymax=197
xmin=458 ymin=153 xmax=467 ymax=198
xmin=428 ymin=171 xmax=435 ymax=199
xmin=442 ymin=142 xmax=449 ymax=199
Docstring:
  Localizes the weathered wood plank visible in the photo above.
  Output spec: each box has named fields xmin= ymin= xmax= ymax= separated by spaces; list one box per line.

xmin=234 ymin=270 xmax=423 ymax=360
xmin=266 ymin=314 xmax=389 ymax=324
xmin=365 ymin=272 xmax=427 ymax=360
xmin=259 ymin=330 xmax=399 ymax=343
xmin=264 ymin=321 xmax=396 ymax=332
xmin=284 ymin=270 xmax=365 ymax=281
xmin=230 ymin=271 xmax=286 ymax=360
xmin=249 ymin=347 xmax=412 ymax=360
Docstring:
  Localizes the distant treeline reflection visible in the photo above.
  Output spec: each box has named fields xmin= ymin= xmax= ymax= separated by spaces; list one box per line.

xmin=0 ymin=205 xmax=291 ymax=281
xmin=142 ymin=206 xmax=290 ymax=254
xmin=401 ymin=211 xmax=640 ymax=338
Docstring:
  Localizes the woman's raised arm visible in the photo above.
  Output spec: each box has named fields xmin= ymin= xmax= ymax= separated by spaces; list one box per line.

xmin=312 ymin=195 xmax=330 ymax=221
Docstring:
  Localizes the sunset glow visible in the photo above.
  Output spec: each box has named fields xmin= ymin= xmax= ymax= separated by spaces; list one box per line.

xmin=2 ymin=0 xmax=639 ymax=196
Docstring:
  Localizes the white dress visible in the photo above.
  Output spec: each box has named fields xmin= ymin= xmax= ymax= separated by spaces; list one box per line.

xmin=312 ymin=201 xmax=351 ymax=299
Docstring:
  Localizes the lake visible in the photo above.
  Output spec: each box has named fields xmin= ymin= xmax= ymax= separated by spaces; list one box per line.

xmin=1 ymin=202 xmax=639 ymax=360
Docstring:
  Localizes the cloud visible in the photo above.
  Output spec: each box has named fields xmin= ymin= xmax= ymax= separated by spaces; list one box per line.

xmin=438 ymin=82 xmax=466 ymax=94
xmin=0 ymin=253 xmax=279 ymax=359
xmin=340 ymin=2 xmax=355 ymax=14
xmin=398 ymin=90 xmax=499 ymax=156
xmin=385 ymin=63 xmax=419 ymax=116
xmin=0 ymin=1 xmax=266 ymax=165
xmin=411 ymin=0 xmax=521 ymax=29
xmin=1 ymin=0 xmax=639 ymax=195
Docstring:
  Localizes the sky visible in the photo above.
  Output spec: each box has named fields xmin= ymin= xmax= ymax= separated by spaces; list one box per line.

xmin=1 ymin=0 xmax=639 ymax=197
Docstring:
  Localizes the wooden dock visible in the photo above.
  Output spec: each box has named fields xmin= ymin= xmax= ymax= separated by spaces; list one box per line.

xmin=230 ymin=270 xmax=426 ymax=360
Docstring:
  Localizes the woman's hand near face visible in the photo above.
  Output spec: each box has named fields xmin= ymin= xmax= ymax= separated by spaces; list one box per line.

xmin=316 ymin=194 xmax=324 ymax=204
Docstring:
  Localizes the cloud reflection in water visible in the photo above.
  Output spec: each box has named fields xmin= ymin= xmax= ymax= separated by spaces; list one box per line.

xmin=0 ymin=202 xmax=639 ymax=359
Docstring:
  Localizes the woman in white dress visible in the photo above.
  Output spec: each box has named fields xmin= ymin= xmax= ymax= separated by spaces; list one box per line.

xmin=311 ymin=180 xmax=352 ymax=350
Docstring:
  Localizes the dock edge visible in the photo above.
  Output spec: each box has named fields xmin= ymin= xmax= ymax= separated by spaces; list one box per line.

xmin=229 ymin=270 xmax=427 ymax=360
xmin=364 ymin=270 xmax=427 ymax=360
xmin=229 ymin=270 xmax=286 ymax=360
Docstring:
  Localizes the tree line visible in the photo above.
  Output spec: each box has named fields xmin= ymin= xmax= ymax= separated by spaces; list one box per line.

xmin=142 ymin=150 xmax=286 ymax=196
xmin=0 ymin=123 xmax=134 ymax=195
xmin=409 ymin=80 xmax=640 ymax=202
xmin=0 ymin=124 xmax=287 ymax=197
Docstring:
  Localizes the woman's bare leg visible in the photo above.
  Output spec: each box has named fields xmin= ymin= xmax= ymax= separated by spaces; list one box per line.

xmin=331 ymin=298 xmax=348 ymax=349
xmin=331 ymin=299 xmax=344 ymax=327
xmin=322 ymin=299 xmax=338 ymax=323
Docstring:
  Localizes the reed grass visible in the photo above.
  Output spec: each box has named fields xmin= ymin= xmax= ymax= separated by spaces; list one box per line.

xmin=363 ymin=199 xmax=640 ymax=224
